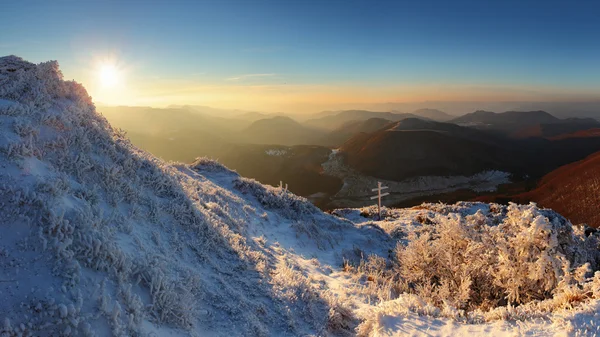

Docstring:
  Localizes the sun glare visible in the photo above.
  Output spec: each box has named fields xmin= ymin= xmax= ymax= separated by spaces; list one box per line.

xmin=90 ymin=56 xmax=129 ymax=104
xmin=98 ymin=63 xmax=120 ymax=87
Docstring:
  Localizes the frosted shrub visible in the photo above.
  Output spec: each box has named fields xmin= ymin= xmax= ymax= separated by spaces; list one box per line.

xmin=394 ymin=203 xmax=600 ymax=314
xmin=191 ymin=156 xmax=239 ymax=175
xmin=325 ymin=304 xmax=358 ymax=337
xmin=358 ymin=205 xmax=392 ymax=219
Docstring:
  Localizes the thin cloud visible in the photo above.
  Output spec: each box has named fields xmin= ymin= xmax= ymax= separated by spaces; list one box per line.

xmin=226 ymin=73 xmax=277 ymax=81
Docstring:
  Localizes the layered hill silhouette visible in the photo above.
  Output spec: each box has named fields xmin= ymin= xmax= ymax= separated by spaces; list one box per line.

xmin=101 ymin=105 xmax=251 ymax=135
xmin=100 ymin=105 xmax=248 ymax=160
xmin=316 ymin=117 xmax=394 ymax=146
xmin=234 ymin=110 xmax=274 ymax=121
xmin=452 ymin=110 xmax=559 ymax=126
xmin=411 ymin=108 xmax=454 ymax=121
xmin=451 ymin=110 xmax=600 ymax=137
xmin=238 ymin=116 xmax=325 ymax=145
xmin=340 ymin=117 xmax=600 ymax=182
xmin=304 ymin=110 xmax=424 ymax=130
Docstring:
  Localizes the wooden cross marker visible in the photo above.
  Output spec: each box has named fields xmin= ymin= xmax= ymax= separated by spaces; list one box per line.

xmin=370 ymin=181 xmax=389 ymax=220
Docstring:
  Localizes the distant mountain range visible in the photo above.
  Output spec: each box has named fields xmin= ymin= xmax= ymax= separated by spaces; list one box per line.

xmin=101 ymin=105 xmax=252 ymax=135
xmin=411 ymin=108 xmax=455 ymax=121
xmin=450 ymin=110 xmax=600 ymax=137
xmin=452 ymin=110 xmax=559 ymax=125
xmin=304 ymin=110 xmax=424 ymax=130
xmin=316 ymin=117 xmax=395 ymax=146
xmin=335 ymin=101 xmax=600 ymax=119
xmin=103 ymin=105 xmax=600 ymax=148
xmin=166 ymin=104 xmax=265 ymax=118
xmin=238 ymin=116 xmax=324 ymax=145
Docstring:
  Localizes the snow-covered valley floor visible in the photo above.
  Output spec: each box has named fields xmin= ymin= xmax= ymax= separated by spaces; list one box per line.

xmin=2 ymin=56 xmax=600 ymax=337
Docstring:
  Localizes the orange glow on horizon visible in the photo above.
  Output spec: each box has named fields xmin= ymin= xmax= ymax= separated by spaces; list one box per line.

xmin=73 ymin=56 xmax=600 ymax=112
xmin=101 ymin=81 xmax=599 ymax=113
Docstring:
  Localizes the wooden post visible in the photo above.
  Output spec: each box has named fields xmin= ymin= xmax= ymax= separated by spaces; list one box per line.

xmin=376 ymin=182 xmax=381 ymax=219
xmin=370 ymin=181 xmax=389 ymax=220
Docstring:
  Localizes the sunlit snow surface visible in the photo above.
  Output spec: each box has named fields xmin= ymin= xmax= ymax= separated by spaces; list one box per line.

xmin=1 ymin=55 xmax=600 ymax=336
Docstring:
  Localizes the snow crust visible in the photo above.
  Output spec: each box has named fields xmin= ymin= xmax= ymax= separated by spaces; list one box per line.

xmin=1 ymin=55 xmax=600 ymax=337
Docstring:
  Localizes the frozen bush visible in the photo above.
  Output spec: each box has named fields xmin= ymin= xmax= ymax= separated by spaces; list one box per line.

xmin=393 ymin=203 xmax=600 ymax=313
xmin=191 ymin=156 xmax=239 ymax=175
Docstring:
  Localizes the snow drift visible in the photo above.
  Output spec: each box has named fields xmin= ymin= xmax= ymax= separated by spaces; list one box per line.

xmin=1 ymin=56 xmax=600 ymax=337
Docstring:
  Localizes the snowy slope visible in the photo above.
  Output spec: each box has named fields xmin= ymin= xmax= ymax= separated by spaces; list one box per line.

xmin=1 ymin=56 xmax=600 ymax=337
xmin=0 ymin=55 xmax=367 ymax=336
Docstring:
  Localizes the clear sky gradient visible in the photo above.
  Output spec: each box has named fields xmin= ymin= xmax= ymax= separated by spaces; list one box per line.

xmin=2 ymin=0 xmax=599 ymax=112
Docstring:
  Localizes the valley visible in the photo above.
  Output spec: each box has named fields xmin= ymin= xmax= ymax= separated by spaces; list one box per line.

xmin=320 ymin=149 xmax=510 ymax=208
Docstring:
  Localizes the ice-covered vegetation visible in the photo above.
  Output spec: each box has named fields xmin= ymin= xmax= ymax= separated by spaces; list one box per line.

xmin=338 ymin=203 xmax=600 ymax=333
xmin=1 ymin=56 xmax=600 ymax=336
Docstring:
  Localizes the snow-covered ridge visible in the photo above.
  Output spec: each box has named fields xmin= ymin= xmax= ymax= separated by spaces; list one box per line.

xmin=0 ymin=56 xmax=359 ymax=336
xmin=1 ymin=56 xmax=600 ymax=337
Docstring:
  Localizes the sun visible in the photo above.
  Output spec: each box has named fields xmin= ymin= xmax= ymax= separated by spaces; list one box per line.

xmin=90 ymin=55 xmax=130 ymax=104
xmin=98 ymin=63 xmax=121 ymax=87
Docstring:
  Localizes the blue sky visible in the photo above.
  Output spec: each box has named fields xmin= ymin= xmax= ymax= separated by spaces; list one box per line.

xmin=1 ymin=0 xmax=599 ymax=111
